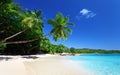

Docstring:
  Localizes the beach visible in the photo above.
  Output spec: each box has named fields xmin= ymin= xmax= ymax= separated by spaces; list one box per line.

xmin=0 ymin=55 xmax=96 ymax=75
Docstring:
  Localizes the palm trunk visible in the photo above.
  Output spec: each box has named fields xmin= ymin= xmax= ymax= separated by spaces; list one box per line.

xmin=4 ymin=27 xmax=29 ymax=41
xmin=43 ymin=33 xmax=53 ymax=37
xmin=1 ymin=33 xmax=53 ymax=45
xmin=4 ymin=38 xmax=39 ymax=44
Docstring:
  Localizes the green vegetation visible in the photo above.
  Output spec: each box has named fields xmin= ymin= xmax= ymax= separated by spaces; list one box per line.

xmin=0 ymin=0 xmax=120 ymax=55
xmin=67 ymin=48 xmax=120 ymax=54
xmin=0 ymin=0 xmax=73 ymax=55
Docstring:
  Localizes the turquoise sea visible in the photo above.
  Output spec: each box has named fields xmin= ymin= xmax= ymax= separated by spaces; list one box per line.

xmin=67 ymin=54 xmax=120 ymax=75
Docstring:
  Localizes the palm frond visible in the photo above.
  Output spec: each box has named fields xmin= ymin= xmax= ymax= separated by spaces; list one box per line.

xmin=48 ymin=19 xmax=57 ymax=27
xmin=34 ymin=9 xmax=42 ymax=18
xmin=63 ymin=16 xmax=68 ymax=23
xmin=56 ymin=13 xmax=62 ymax=20
xmin=56 ymin=13 xmax=63 ymax=24
xmin=62 ymin=31 xmax=68 ymax=40
xmin=67 ymin=22 xmax=74 ymax=26
xmin=64 ymin=27 xmax=72 ymax=34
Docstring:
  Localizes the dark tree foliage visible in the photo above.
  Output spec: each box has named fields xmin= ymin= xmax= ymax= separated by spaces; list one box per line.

xmin=0 ymin=1 xmax=44 ymax=55
xmin=0 ymin=0 xmax=73 ymax=55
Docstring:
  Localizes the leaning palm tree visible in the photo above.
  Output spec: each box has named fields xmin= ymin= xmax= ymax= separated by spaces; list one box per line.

xmin=5 ymin=9 xmax=43 ymax=41
xmin=0 ymin=13 xmax=74 ymax=45
xmin=0 ymin=10 xmax=43 ymax=44
xmin=48 ymin=13 xmax=74 ymax=41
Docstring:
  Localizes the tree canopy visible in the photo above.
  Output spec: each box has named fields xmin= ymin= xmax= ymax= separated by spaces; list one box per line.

xmin=0 ymin=0 xmax=74 ymax=55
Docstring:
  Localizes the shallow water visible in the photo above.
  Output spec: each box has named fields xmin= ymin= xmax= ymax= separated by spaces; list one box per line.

xmin=67 ymin=54 xmax=120 ymax=75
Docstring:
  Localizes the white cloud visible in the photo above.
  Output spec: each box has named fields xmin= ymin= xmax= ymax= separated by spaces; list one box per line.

xmin=76 ymin=8 xmax=96 ymax=19
xmin=80 ymin=9 xmax=91 ymax=15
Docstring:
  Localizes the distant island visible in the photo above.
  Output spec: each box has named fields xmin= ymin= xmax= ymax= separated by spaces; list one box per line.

xmin=67 ymin=48 xmax=120 ymax=54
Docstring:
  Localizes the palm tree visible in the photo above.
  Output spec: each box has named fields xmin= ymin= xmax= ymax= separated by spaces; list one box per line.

xmin=0 ymin=13 xmax=74 ymax=45
xmin=22 ymin=9 xmax=43 ymax=30
xmin=0 ymin=10 xmax=43 ymax=44
xmin=48 ymin=13 xmax=74 ymax=41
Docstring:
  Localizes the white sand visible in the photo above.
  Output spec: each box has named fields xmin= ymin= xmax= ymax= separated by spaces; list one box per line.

xmin=0 ymin=58 xmax=27 ymax=75
xmin=0 ymin=55 xmax=96 ymax=75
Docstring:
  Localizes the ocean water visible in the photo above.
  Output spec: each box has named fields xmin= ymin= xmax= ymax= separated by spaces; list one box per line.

xmin=67 ymin=54 xmax=120 ymax=75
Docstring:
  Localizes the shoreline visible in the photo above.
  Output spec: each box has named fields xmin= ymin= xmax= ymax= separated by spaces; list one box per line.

xmin=0 ymin=55 xmax=96 ymax=75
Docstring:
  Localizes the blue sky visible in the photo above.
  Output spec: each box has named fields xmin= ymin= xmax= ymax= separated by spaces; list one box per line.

xmin=14 ymin=0 xmax=120 ymax=50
